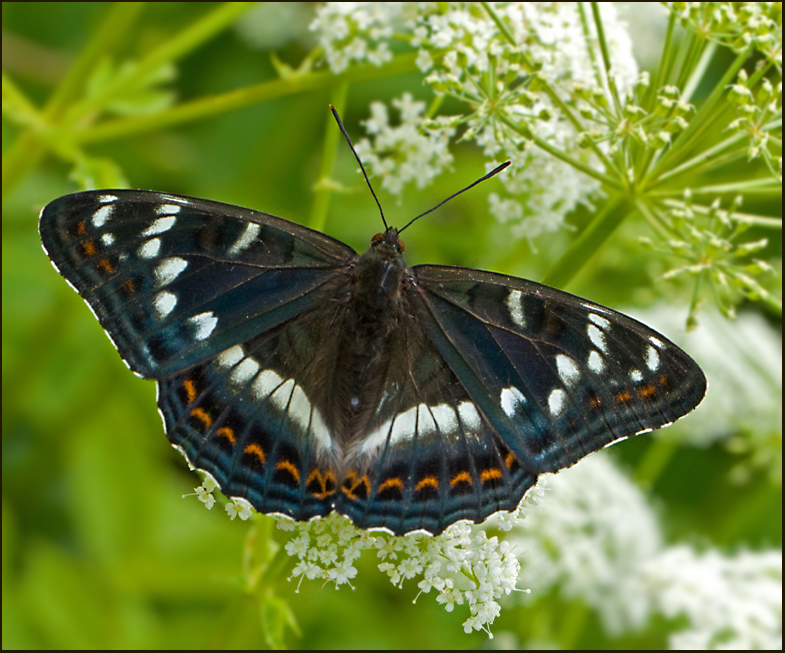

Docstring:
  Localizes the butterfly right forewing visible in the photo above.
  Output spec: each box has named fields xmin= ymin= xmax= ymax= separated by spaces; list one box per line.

xmin=409 ymin=265 xmax=707 ymax=474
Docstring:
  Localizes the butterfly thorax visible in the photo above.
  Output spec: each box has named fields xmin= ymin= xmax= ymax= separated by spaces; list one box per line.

xmin=325 ymin=227 xmax=410 ymax=445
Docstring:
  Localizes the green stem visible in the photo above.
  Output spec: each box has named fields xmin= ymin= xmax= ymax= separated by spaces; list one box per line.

xmin=659 ymin=200 xmax=782 ymax=228
xmin=577 ymin=3 xmax=603 ymax=90
xmin=78 ymin=53 xmax=419 ymax=144
xmin=309 ymin=81 xmax=349 ymax=232
xmin=65 ymin=2 xmax=257 ymax=122
xmin=498 ymin=115 xmax=623 ymax=190
xmin=645 ymin=9 xmax=678 ymax=107
xmin=2 ymin=2 xmax=146 ymax=195
xmin=648 ymin=48 xmax=750 ymax=180
xmin=681 ymin=41 xmax=717 ymax=104
xmin=590 ymin=2 xmax=622 ymax=115
xmin=650 ymin=179 xmax=782 ymax=198
xmin=541 ymin=194 xmax=628 ymax=289
xmin=634 ymin=435 xmax=681 ymax=488
xmin=648 ymin=130 xmax=747 ymax=189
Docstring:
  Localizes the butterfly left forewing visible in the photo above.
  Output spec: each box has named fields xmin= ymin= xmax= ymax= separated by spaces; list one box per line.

xmin=39 ymin=190 xmax=356 ymax=379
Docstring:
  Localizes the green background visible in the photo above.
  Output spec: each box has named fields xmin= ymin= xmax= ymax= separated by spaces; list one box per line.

xmin=3 ymin=3 xmax=781 ymax=649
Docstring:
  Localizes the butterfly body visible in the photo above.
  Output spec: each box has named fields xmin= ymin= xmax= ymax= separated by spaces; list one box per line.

xmin=40 ymin=189 xmax=706 ymax=535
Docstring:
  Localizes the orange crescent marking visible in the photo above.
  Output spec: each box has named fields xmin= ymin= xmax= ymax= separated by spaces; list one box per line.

xmin=190 ymin=407 xmax=212 ymax=427
xmin=98 ymin=258 xmax=115 ymax=273
xmin=415 ymin=476 xmax=439 ymax=492
xmin=76 ymin=221 xmax=87 ymax=236
xmin=505 ymin=452 xmax=517 ymax=469
xmin=216 ymin=426 xmax=235 ymax=444
xmin=449 ymin=471 xmax=472 ymax=488
xmin=377 ymin=477 xmax=405 ymax=494
xmin=276 ymin=459 xmax=300 ymax=483
xmin=341 ymin=472 xmax=371 ymax=500
xmin=306 ymin=469 xmax=337 ymax=498
xmin=122 ymin=278 xmax=135 ymax=294
xmin=244 ymin=443 xmax=265 ymax=464
xmin=480 ymin=468 xmax=503 ymax=483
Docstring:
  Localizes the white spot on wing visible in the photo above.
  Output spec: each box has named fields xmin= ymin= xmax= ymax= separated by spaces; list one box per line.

xmin=389 ymin=405 xmax=418 ymax=445
xmin=154 ymin=257 xmax=188 ymax=286
xmin=98 ymin=194 xmax=118 ymax=204
xmin=556 ymin=354 xmax=580 ymax=386
xmin=143 ymin=216 xmax=177 ymax=236
xmin=228 ymin=222 xmax=261 ymax=256
xmin=153 ymin=290 xmax=177 ymax=318
xmin=359 ymin=418 xmax=393 ymax=456
xmin=216 ymin=345 xmax=244 ymax=368
xmin=189 ymin=311 xmax=218 ymax=340
xmin=587 ymin=324 xmax=608 ymax=353
xmin=500 ymin=387 xmax=525 ymax=418
xmin=155 ymin=204 xmax=182 ymax=215
xmin=589 ymin=313 xmax=611 ymax=330
xmin=309 ymin=407 xmax=333 ymax=453
xmin=506 ymin=289 xmax=525 ymax=327
xmin=288 ymin=384 xmax=311 ymax=431
xmin=252 ymin=369 xmax=283 ymax=398
xmin=630 ymin=369 xmax=643 ymax=382
xmin=139 ymin=238 xmax=161 ymax=259
xmin=645 ymin=345 xmax=660 ymax=371
xmin=649 ymin=336 xmax=664 ymax=348
xmin=458 ymin=401 xmax=482 ymax=431
xmin=155 ymin=194 xmax=189 ymax=205
xmin=431 ymin=404 xmax=458 ymax=434
xmin=548 ymin=388 xmax=566 ymax=416
xmin=270 ymin=378 xmax=295 ymax=412
xmin=417 ymin=403 xmax=437 ymax=436
xmin=588 ymin=350 xmax=605 ymax=374
xmin=101 ymin=233 xmax=114 ymax=246
xmin=91 ymin=204 xmax=113 ymax=227
xmin=231 ymin=357 xmax=260 ymax=384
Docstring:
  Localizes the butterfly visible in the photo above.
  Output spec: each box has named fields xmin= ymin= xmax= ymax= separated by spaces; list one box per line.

xmin=39 ymin=115 xmax=706 ymax=536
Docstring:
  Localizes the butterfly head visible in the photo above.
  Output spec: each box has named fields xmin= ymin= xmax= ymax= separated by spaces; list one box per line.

xmin=355 ymin=227 xmax=409 ymax=309
xmin=370 ymin=227 xmax=405 ymax=257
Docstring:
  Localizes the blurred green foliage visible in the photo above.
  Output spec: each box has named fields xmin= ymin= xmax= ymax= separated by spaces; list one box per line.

xmin=2 ymin=3 xmax=780 ymax=649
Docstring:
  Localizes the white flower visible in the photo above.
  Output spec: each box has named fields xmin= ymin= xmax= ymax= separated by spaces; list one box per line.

xmin=511 ymin=454 xmax=662 ymax=634
xmin=310 ymin=3 xmax=400 ymax=73
xmin=644 ymin=546 xmax=782 ymax=650
xmin=225 ymin=498 xmax=252 ymax=521
xmin=356 ymin=93 xmax=455 ymax=196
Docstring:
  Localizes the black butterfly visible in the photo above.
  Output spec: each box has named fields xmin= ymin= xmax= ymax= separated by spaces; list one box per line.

xmin=39 ymin=119 xmax=705 ymax=536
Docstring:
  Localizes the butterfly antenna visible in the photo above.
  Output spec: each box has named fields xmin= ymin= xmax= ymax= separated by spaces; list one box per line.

xmin=330 ymin=105 xmax=388 ymax=229
xmin=398 ymin=161 xmax=511 ymax=233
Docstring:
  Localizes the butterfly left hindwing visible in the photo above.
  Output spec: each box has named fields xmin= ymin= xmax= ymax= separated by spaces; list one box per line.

xmin=40 ymin=190 xmax=706 ymax=536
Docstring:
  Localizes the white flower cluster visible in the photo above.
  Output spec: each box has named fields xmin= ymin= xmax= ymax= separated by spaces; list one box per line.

xmin=508 ymin=454 xmax=783 ymax=649
xmin=310 ymin=2 xmax=639 ymax=240
xmin=274 ymin=500 xmax=537 ymax=637
xmin=309 ymin=2 xmax=401 ymax=73
xmin=354 ymin=93 xmax=455 ymax=196
xmin=645 ymin=545 xmax=782 ymax=649
xmin=513 ymin=454 xmax=662 ymax=634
